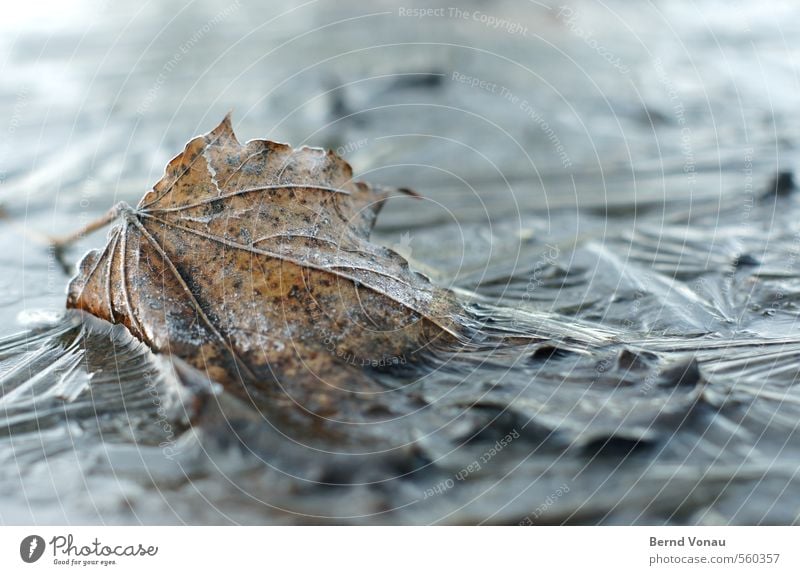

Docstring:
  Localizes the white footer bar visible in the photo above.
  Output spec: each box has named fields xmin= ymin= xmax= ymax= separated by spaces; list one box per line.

xmin=1 ymin=526 xmax=797 ymax=573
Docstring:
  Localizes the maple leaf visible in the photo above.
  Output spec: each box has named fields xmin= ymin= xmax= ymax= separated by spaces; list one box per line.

xmin=65 ymin=115 xmax=465 ymax=429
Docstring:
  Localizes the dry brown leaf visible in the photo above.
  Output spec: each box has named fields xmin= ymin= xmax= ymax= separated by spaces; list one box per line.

xmin=66 ymin=115 xmax=465 ymax=427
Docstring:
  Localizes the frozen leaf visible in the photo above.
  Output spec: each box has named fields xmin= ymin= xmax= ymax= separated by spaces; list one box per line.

xmin=65 ymin=115 xmax=465 ymax=430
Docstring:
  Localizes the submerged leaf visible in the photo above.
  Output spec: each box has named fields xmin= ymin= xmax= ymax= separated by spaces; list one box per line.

xmin=66 ymin=115 xmax=465 ymax=426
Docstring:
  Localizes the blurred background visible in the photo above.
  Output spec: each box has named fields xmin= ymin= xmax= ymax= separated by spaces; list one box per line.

xmin=3 ymin=0 xmax=798 ymax=328
xmin=2 ymin=0 xmax=800 ymax=525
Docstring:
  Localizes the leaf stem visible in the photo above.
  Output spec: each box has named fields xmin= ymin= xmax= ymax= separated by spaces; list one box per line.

xmin=49 ymin=202 xmax=130 ymax=249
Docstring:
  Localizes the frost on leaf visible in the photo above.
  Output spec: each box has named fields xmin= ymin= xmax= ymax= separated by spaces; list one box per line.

xmin=66 ymin=115 xmax=464 ymax=422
